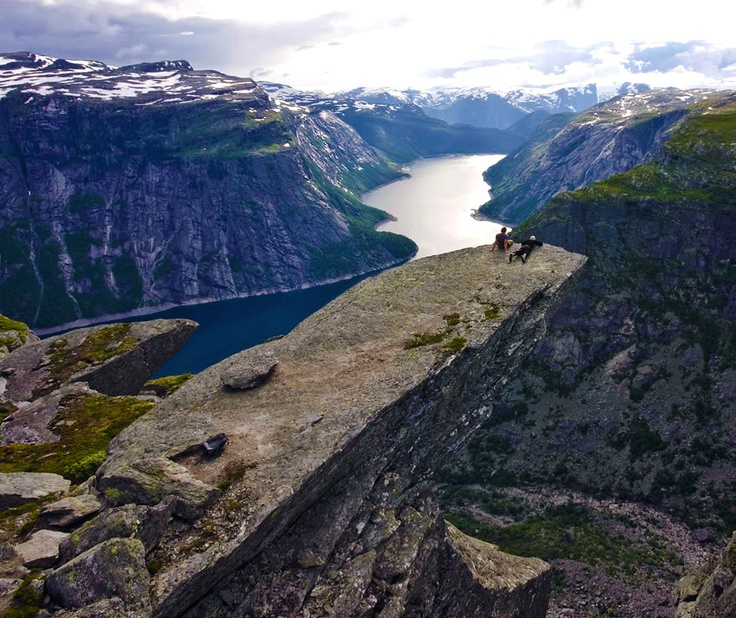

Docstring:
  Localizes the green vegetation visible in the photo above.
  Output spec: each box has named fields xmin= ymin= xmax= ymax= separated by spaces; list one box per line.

xmin=69 ymin=192 xmax=105 ymax=214
xmin=483 ymin=304 xmax=501 ymax=320
xmin=0 ymin=314 xmax=29 ymax=352
xmin=441 ymin=485 xmax=524 ymax=517
xmin=143 ymin=373 xmax=194 ymax=396
xmin=112 ymin=256 xmax=144 ymax=304
xmin=4 ymin=572 xmax=43 ymax=618
xmin=216 ymin=460 xmax=255 ymax=492
xmin=404 ymin=331 xmax=446 ymax=349
xmin=0 ymin=225 xmax=41 ymax=325
xmin=35 ymin=240 xmax=79 ymax=327
xmin=447 ymin=503 xmax=676 ymax=576
xmin=443 ymin=312 xmax=461 ymax=327
xmin=0 ymin=393 xmax=154 ymax=483
xmin=443 ymin=336 xmax=467 ymax=353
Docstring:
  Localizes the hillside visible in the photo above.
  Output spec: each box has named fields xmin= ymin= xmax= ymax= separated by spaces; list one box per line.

xmin=477 ymin=88 xmax=723 ymax=225
xmin=0 ymin=52 xmax=416 ymax=330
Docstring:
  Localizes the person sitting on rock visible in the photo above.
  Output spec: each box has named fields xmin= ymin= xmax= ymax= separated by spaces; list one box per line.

xmin=509 ymin=235 xmax=543 ymax=263
xmin=491 ymin=226 xmax=511 ymax=253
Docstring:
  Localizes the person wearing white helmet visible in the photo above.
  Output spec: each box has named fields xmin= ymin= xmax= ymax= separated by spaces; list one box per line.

xmin=509 ymin=235 xmax=544 ymax=264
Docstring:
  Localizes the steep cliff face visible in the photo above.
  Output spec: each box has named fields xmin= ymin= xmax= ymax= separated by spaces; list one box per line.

xmin=443 ymin=91 xmax=736 ymax=615
xmin=1 ymin=245 xmax=585 ymax=617
xmin=477 ymin=89 xmax=723 ymax=225
xmin=0 ymin=52 xmax=415 ymax=330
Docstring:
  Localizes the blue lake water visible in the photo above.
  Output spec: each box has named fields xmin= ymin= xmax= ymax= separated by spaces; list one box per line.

xmin=144 ymin=276 xmax=375 ymax=377
xmin=130 ymin=154 xmax=506 ymax=377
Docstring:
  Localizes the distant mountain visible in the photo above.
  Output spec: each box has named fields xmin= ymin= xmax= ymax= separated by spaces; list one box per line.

xmin=259 ymin=82 xmax=524 ymax=163
xmin=263 ymin=82 xmax=648 ymax=132
xmin=0 ymin=52 xmax=417 ymax=329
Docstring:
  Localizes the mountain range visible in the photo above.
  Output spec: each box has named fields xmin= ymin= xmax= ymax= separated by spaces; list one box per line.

xmin=0 ymin=52 xmax=418 ymax=330
xmin=261 ymin=81 xmax=652 ymax=131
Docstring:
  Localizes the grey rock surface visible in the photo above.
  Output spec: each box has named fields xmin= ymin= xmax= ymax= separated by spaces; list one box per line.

xmin=220 ymin=350 xmax=278 ymax=390
xmin=58 ymin=500 xmax=175 ymax=563
xmin=89 ymin=244 xmax=585 ymax=617
xmin=14 ymin=529 xmax=70 ymax=568
xmin=0 ymin=383 xmax=93 ymax=446
xmin=0 ymin=319 xmax=197 ymax=406
xmin=96 ymin=457 xmax=217 ymax=521
xmin=0 ymin=472 xmax=71 ymax=510
xmin=45 ymin=538 xmax=151 ymax=613
xmin=38 ymin=494 xmax=104 ymax=530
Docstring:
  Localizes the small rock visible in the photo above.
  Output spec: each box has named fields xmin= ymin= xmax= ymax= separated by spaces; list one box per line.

xmin=59 ymin=499 xmax=175 ymax=562
xmin=220 ymin=349 xmax=278 ymax=390
xmin=96 ymin=456 xmax=218 ymax=521
xmin=694 ymin=528 xmax=713 ymax=543
xmin=14 ymin=529 xmax=69 ymax=568
xmin=0 ymin=577 xmax=21 ymax=597
xmin=297 ymin=548 xmax=325 ymax=568
xmin=0 ymin=472 xmax=71 ymax=510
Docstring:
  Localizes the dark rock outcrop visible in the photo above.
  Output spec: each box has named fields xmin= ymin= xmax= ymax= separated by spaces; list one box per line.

xmin=45 ymin=538 xmax=152 ymax=614
xmin=443 ymin=90 xmax=736 ymax=614
xmin=674 ymin=533 xmax=736 ymax=618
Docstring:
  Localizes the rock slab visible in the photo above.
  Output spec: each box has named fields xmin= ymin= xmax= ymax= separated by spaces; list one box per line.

xmin=0 ymin=472 xmax=71 ymax=510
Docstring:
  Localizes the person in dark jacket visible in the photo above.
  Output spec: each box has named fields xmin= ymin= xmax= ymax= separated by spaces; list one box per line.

xmin=491 ymin=226 xmax=511 ymax=253
xmin=509 ymin=235 xmax=543 ymax=263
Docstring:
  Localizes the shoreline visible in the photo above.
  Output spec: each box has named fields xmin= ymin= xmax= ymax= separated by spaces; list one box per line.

xmin=34 ymin=255 xmax=414 ymax=337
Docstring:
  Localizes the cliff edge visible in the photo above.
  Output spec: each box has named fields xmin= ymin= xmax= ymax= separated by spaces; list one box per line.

xmin=11 ymin=244 xmax=586 ymax=616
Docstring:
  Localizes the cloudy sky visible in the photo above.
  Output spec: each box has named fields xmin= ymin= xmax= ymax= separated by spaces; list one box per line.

xmin=3 ymin=0 xmax=735 ymax=94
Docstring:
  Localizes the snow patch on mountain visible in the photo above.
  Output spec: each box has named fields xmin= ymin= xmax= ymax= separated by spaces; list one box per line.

xmin=0 ymin=51 xmax=263 ymax=106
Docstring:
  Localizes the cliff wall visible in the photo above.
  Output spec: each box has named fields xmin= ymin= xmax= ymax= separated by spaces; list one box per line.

xmin=442 ymin=91 xmax=736 ymax=615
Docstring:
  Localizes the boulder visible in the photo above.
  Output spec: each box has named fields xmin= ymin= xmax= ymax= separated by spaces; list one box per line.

xmin=0 ymin=319 xmax=197 ymax=404
xmin=37 ymin=494 xmax=104 ymax=530
xmin=220 ymin=349 xmax=278 ymax=390
xmin=0 ymin=382 xmax=92 ymax=447
xmin=0 ymin=472 xmax=71 ymax=510
xmin=45 ymin=538 xmax=151 ymax=613
xmin=14 ymin=529 xmax=69 ymax=568
xmin=59 ymin=500 xmax=175 ymax=563
xmin=96 ymin=457 xmax=217 ymax=521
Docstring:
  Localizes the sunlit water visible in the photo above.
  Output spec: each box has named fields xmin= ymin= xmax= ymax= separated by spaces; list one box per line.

xmin=365 ymin=154 xmax=506 ymax=260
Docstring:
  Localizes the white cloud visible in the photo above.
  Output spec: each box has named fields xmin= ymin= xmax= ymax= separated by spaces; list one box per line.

xmin=1 ymin=0 xmax=735 ymax=92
